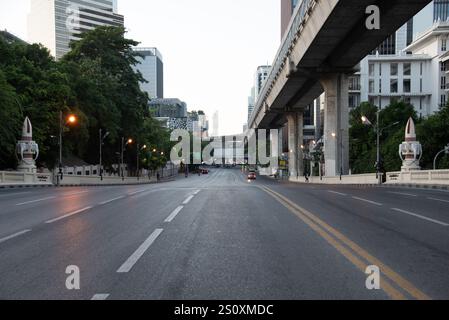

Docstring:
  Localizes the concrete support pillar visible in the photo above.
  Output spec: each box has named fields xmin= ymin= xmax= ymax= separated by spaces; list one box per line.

xmin=286 ymin=112 xmax=304 ymax=178
xmin=320 ymin=74 xmax=349 ymax=177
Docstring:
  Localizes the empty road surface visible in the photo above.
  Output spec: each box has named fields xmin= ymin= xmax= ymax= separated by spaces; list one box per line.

xmin=0 ymin=168 xmax=448 ymax=300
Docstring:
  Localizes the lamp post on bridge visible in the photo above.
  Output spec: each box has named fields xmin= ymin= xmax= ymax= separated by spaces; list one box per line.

xmin=58 ymin=111 xmax=77 ymax=183
xmin=433 ymin=144 xmax=449 ymax=170
xmin=362 ymin=110 xmax=399 ymax=185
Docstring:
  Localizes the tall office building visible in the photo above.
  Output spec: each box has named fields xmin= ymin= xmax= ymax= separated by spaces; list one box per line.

xmin=372 ymin=20 xmax=414 ymax=55
xmin=28 ymin=0 xmax=124 ymax=60
xmin=247 ymin=87 xmax=255 ymax=123
xmin=254 ymin=66 xmax=271 ymax=100
xmin=133 ymin=47 xmax=164 ymax=99
xmin=281 ymin=0 xmax=299 ymax=39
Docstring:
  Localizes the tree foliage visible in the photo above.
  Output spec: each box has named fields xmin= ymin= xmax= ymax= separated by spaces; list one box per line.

xmin=349 ymin=100 xmax=449 ymax=173
xmin=0 ymin=27 xmax=170 ymax=172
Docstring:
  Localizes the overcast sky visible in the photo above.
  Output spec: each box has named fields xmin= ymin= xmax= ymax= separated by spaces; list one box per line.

xmin=0 ymin=0 xmax=280 ymax=136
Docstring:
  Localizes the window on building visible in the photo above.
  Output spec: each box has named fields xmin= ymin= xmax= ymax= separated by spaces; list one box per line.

xmin=420 ymin=62 xmax=423 ymax=76
xmin=403 ymin=79 xmax=411 ymax=93
xmin=441 ymin=76 xmax=446 ymax=90
xmin=403 ymin=97 xmax=411 ymax=104
xmin=441 ymin=94 xmax=446 ymax=106
xmin=442 ymin=39 xmax=447 ymax=51
xmin=390 ymin=79 xmax=398 ymax=93
xmin=379 ymin=79 xmax=382 ymax=93
xmin=441 ymin=61 xmax=447 ymax=72
xmin=369 ymin=79 xmax=375 ymax=93
xmin=379 ymin=64 xmax=382 ymax=76
xmin=369 ymin=96 xmax=376 ymax=106
xmin=369 ymin=63 xmax=375 ymax=77
xmin=390 ymin=63 xmax=398 ymax=76
xmin=420 ymin=78 xmax=423 ymax=93
xmin=403 ymin=63 xmax=411 ymax=76
xmin=420 ymin=97 xmax=423 ymax=110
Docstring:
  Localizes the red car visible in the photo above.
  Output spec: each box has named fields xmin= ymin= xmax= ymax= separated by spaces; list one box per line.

xmin=247 ymin=172 xmax=256 ymax=180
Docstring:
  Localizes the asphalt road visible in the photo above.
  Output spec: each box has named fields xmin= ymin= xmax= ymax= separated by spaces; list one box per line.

xmin=0 ymin=168 xmax=448 ymax=300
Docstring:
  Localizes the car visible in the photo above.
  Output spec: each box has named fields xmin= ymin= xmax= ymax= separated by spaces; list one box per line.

xmin=201 ymin=168 xmax=209 ymax=174
xmin=247 ymin=172 xmax=256 ymax=180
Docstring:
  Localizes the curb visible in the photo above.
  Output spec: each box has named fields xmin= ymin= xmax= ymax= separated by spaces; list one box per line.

xmin=0 ymin=176 xmax=178 ymax=189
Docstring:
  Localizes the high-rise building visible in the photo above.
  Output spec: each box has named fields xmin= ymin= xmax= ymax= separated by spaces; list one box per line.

xmin=28 ymin=0 xmax=124 ymax=60
xmin=133 ymin=47 xmax=164 ymax=99
xmin=281 ymin=0 xmax=299 ymax=39
xmin=372 ymin=20 xmax=414 ymax=55
xmin=247 ymin=87 xmax=255 ymax=123
xmin=254 ymin=66 xmax=271 ymax=100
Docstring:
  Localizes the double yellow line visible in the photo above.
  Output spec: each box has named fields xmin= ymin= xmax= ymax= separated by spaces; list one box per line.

xmin=260 ymin=186 xmax=430 ymax=300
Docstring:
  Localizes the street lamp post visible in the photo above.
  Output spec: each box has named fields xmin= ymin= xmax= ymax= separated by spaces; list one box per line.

xmin=58 ymin=111 xmax=77 ymax=183
xmin=99 ymin=129 xmax=110 ymax=181
xmin=362 ymin=110 xmax=399 ymax=185
xmin=137 ymin=144 xmax=147 ymax=181
xmin=121 ymin=137 xmax=133 ymax=181
xmin=433 ymin=144 xmax=449 ymax=170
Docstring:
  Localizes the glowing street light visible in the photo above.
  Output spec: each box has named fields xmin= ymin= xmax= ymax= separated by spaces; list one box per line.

xmin=120 ymin=137 xmax=133 ymax=180
xmin=58 ymin=111 xmax=78 ymax=183
xmin=67 ymin=115 xmax=77 ymax=124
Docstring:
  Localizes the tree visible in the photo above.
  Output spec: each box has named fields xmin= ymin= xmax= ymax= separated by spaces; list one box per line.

xmin=0 ymin=70 xmax=22 ymax=169
xmin=349 ymin=101 xmax=416 ymax=173
xmin=417 ymin=104 xmax=449 ymax=169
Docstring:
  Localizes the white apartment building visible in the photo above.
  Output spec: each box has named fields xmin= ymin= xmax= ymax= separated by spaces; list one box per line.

xmin=28 ymin=0 xmax=124 ymax=60
xmin=358 ymin=22 xmax=449 ymax=118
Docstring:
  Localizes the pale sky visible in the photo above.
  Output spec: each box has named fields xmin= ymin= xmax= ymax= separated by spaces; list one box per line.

xmin=0 ymin=0 xmax=281 ymax=135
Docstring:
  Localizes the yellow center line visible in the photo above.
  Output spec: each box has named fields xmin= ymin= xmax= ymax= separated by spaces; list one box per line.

xmin=260 ymin=186 xmax=430 ymax=300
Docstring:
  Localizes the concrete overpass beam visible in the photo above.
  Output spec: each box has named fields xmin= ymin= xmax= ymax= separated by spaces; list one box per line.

xmin=286 ymin=112 xmax=304 ymax=178
xmin=320 ymin=74 xmax=349 ymax=177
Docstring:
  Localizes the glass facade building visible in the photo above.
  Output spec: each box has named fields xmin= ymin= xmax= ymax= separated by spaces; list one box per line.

xmin=28 ymin=0 xmax=124 ymax=59
xmin=133 ymin=48 xmax=164 ymax=99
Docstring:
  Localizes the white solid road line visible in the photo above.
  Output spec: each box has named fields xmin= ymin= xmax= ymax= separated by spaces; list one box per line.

xmin=193 ymin=189 xmax=201 ymax=195
xmin=165 ymin=206 xmax=184 ymax=223
xmin=0 ymin=229 xmax=32 ymax=244
xmin=352 ymin=196 xmax=383 ymax=206
xmin=183 ymin=195 xmax=194 ymax=205
xmin=427 ymin=197 xmax=449 ymax=204
xmin=387 ymin=191 xmax=417 ymax=197
xmin=91 ymin=294 xmax=110 ymax=300
xmin=45 ymin=206 xmax=93 ymax=224
xmin=99 ymin=196 xmax=125 ymax=205
xmin=117 ymin=228 xmax=164 ymax=273
xmin=328 ymin=190 xmax=348 ymax=196
xmin=15 ymin=196 xmax=56 ymax=206
xmin=391 ymin=208 xmax=449 ymax=227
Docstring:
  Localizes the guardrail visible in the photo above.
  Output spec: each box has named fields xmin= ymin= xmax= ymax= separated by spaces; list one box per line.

xmin=249 ymin=0 xmax=316 ymax=128
xmin=0 ymin=171 xmax=52 ymax=186
xmin=386 ymin=170 xmax=449 ymax=185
